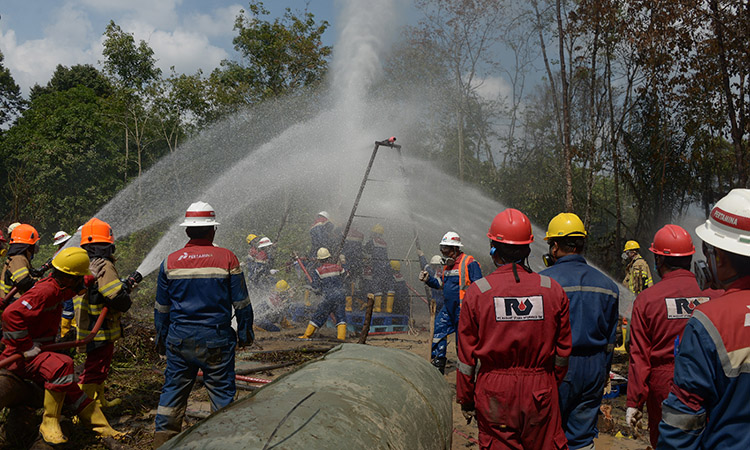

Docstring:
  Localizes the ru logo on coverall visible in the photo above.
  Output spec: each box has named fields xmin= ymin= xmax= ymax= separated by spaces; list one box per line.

xmin=493 ymin=296 xmax=544 ymax=321
xmin=665 ymin=297 xmax=709 ymax=319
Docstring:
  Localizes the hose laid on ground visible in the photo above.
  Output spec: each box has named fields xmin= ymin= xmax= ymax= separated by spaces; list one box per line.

xmin=0 ymin=307 xmax=109 ymax=369
xmin=196 ymin=371 xmax=271 ymax=384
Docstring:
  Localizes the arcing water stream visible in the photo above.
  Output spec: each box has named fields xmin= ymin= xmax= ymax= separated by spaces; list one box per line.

xmin=86 ymin=0 xmax=634 ymax=316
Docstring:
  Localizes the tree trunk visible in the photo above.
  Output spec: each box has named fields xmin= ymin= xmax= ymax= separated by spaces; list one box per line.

xmin=556 ymin=0 xmax=573 ymax=211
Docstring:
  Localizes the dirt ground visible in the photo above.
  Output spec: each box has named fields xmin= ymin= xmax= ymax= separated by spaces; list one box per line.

xmin=1 ymin=318 xmax=653 ymax=450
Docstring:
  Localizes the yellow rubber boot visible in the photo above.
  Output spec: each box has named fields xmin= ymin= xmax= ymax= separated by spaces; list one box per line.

xmin=60 ymin=318 xmax=73 ymax=337
xmin=298 ymin=323 xmax=318 ymax=339
xmin=345 ymin=296 xmax=353 ymax=312
xmin=40 ymin=390 xmax=68 ymax=445
xmin=80 ymin=383 xmax=121 ymax=408
xmin=373 ymin=295 xmax=382 ymax=313
xmin=336 ymin=323 xmax=347 ymax=341
xmin=386 ymin=292 xmax=395 ymax=313
xmin=78 ymin=400 xmax=124 ymax=438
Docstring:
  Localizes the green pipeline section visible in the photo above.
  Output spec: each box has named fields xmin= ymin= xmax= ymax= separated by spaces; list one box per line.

xmin=161 ymin=343 xmax=452 ymax=449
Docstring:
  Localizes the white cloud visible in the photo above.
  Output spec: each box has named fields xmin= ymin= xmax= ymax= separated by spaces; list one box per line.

xmin=143 ymin=28 xmax=229 ymax=75
xmin=187 ymin=4 xmax=243 ymax=38
xmin=473 ymin=75 xmax=513 ymax=102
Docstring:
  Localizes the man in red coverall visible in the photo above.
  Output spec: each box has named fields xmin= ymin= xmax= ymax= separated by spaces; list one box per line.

xmin=457 ymin=208 xmax=572 ymax=450
xmin=0 ymin=247 xmax=122 ymax=445
xmin=625 ymin=224 xmax=722 ymax=446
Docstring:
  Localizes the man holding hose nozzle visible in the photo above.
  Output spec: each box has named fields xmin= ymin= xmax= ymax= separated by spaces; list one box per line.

xmin=75 ymin=218 xmax=137 ymax=409
xmin=153 ymin=201 xmax=254 ymax=447
xmin=1 ymin=247 xmax=123 ymax=445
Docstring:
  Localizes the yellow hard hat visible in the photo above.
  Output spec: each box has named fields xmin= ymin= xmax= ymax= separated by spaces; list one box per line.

xmin=317 ymin=247 xmax=331 ymax=260
xmin=623 ymin=240 xmax=640 ymax=252
xmin=371 ymin=223 xmax=384 ymax=234
xmin=544 ymin=213 xmax=587 ymax=241
xmin=51 ymin=247 xmax=91 ymax=276
xmin=390 ymin=260 xmax=401 ymax=271
xmin=246 ymin=234 xmax=258 ymax=245
xmin=275 ymin=280 xmax=290 ymax=293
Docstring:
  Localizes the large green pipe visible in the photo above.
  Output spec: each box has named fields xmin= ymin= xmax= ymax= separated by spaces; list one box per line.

xmin=161 ymin=343 xmax=452 ymax=449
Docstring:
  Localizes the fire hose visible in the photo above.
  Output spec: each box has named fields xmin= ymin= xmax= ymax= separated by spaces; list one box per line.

xmin=196 ymin=371 xmax=271 ymax=385
xmin=293 ymin=252 xmax=313 ymax=283
xmin=405 ymin=283 xmax=430 ymax=305
xmin=0 ymin=306 xmax=110 ymax=370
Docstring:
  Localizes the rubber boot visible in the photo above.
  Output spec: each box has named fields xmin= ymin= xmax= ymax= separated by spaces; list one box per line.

xmin=373 ymin=295 xmax=382 ymax=313
xmin=336 ymin=323 xmax=347 ymax=341
xmin=80 ymin=383 xmax=122 ymax=408
xmin=345 ymin=296 xmax=353 ymax=312
xmin=431 ymin=357 xmax=447 ymax=375
xmin=60 ymin=318 xmax=73 ymax=337
xmin=153 ymin=430 xmax=179 ymax=448
xmin=78 ymin=400 xmax=124 ymax=438
xmin=40 ymin=390 xmax=68 ymax=445
xmin=386 ymin=292 xmax=395 ymax=313
xmin=298 ymin=323 xmax=318 ymax=339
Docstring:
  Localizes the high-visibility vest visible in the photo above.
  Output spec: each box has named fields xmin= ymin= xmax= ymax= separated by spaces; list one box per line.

xmin=457 ymin=253 xmax=476 ymax=301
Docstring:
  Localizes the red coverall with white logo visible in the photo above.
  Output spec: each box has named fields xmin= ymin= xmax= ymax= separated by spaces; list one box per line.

xmin=0 ymin=277 xmax=92 ymax=413
xmin=457 ymin=263 xmax=572 ymax=450
xmin=626 ymin=268 xmax=722 ymax=447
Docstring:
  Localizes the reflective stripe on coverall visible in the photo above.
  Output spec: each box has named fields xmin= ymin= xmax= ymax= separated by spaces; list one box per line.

xmin=657 ymin=276 xmax=750 ymax=450
xmin=457 ymin=265 xmax=572 ymax=450
xmin=154 ymin=238 xmax=252 ymax=434
xmin=541 ymin=254 xmax=619 ymax=449
xmin=426 ymin=253 xmax=482 ymax=361
xmin=626 ymin=268 xmax=722 ymax=447
xmin=310 ymin=263 xmax=347 ymax=327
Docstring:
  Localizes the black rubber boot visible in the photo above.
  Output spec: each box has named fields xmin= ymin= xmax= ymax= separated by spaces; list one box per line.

xmin=431 ymin=357 xmax=447 ymax=374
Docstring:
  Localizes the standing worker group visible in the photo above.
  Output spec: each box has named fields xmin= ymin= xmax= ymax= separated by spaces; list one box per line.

xmin=153 ymin=201 xmax=254 ymax=447
xmin=419 ymin=231 xmax=482 ymax=374
xmin=540 ymin=213 xmax=619 ymax=449
xmin=658 ymin=189 xmax=750 ymax=449
xmin=456 ymin=208 xmax=572 ymax=449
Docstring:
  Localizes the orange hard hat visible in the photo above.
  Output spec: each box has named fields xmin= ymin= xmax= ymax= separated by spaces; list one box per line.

xmin=10 ymin=224 xmax=40 ymax=245
xmin=649 ymin=224 xmax=695 ymax=256
xmin=487 ymin=208 xmax=534 ymax=245
xmin=80 ymin=218 xmax=115 ymax=245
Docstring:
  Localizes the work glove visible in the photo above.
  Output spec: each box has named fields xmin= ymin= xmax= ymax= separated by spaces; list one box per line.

xmin=461 ymin=402 xmax=476 ymax=425
xmin=238 ymin=329 xmax=255 ymax=348
xmin=626 ymin=407 xmax=643 ymax=429
xmin=419 ymin=271 xmax=430 ymax=282
xmin=23 ymin=343 xmax=42 ymax=360
xmin=417 ymin=249 xmax=424 ymax=257
xmin=339 ymin=254 xmax=346 ymax=265
xmin=89 ymin=258 xmax=106 ymax=279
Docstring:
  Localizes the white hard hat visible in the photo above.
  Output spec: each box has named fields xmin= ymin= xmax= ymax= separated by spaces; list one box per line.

xmin=7 ymin=222 xmax=20 ymax=235
xmin=257 ymin=237 xmax=273 ymax=248
xmin=318 ymin=211 xmax=330 ymax=220
xmin=696 ymin=189 xmax=750 ymax=256
xmin=317 ymin=247 xmax=331 ymax=260
xmin=429 ymin=255 xmax=442 ymax=265
xmin=439 ymin=231 xmax=463 ymax=247
xmin=180 ymin=201 xmax=220 ymax=227
xmin=53 ymin=231 xmax=72 ymax=246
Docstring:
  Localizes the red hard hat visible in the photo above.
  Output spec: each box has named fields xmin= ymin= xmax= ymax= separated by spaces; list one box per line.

xmin=649 ymin=224 xmax=695 ymax=256
xmin=487 ymin=208 xmax=534 ymax=245
xmin=0 ymin=229 xmax=6 ymax=243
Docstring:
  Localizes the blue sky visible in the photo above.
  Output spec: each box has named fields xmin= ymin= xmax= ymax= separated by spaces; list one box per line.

xmin=0 ymin=1 xmax=339 ymax=96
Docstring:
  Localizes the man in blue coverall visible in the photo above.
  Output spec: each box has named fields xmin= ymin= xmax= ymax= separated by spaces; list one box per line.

xmin=540 ymin=213 xmax=619 ymax=450
xmin=418 ymin=231 xmax=482 ymax=374
xmin=153 ymin=201 xmax=254 ymax=447
xmin=658 ymin=188 xmax=750 ymax=449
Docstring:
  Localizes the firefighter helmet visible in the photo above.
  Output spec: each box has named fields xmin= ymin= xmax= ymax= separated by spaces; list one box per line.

xmin=0 ymin=229 xmax=6 ymax=243
xmin=7 ymin=222 xmax=21 ymax=235
xmin=623 ymin=240 xmax=640 ymax=252
xmin=53 ymin=231 xmax=72 ymax=246
xmin=439 ymin=231 xmax=463 ymax=247
xmin=487 ymin=209 xmax=534 ymax=244
xmin=275 ymin=280 xmax=290 ymax=293
xmin=80 ymin=218 xmax=114 ymax=245
xmin=318 ymin=211 xmax=331 ymax=220
xmin=390 ymin=260 xmax=401 ymax=271
xmin=317 ymin=247 xmax=331 ymax=260
xmin=650 ymin=224 xmax=695 ymax=256
xmin=257 ymin=237 xmax=273 ymax=248
xmin=544 ymin=213 xmax=587 ymax=241
xmin=180 ymin=201 xmax=220 ymax=227
xmin=10 ymin=224 xmax=40 ymax=245
xmin=429 ymin=255 xmax=442 ymax=265
xmin=51 ymin=247 xmax=91 ymax=276
xmin=695 ymin=188 xmax=750 ymax=256
xmin=246 ymin=234 xmax=258 ymax=245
